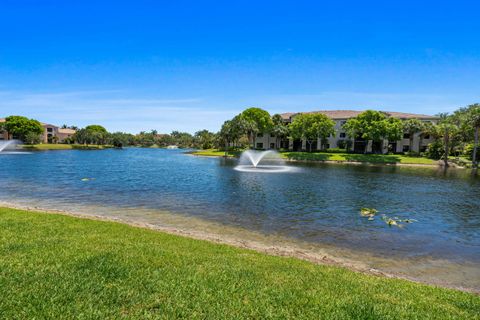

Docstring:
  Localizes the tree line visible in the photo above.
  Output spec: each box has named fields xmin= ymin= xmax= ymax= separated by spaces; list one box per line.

xmin=216 ymin=104 xmax=480 ymax=167
xmin=0 ymin=116 xmax=217 ymax=149
xmin=2 ymin=103 xmax=479 ymax=167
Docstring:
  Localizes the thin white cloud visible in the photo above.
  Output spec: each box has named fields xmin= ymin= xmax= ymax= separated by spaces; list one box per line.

xmin=0 ymin=89 xmax=231 ymax=133
xmin=0 ymin=89 xmax=475 ymax=133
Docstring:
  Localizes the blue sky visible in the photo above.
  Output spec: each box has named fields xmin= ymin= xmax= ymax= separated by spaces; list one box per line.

xmin=1 ymin=1 xmax=479 ymax=133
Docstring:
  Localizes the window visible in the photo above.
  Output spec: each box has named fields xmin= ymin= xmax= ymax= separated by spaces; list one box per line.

xmin=270 ymin=133 xmax=275 ymax=137
xmin=403 ymin=145 xmax=410 ymax=152
xmin=424 ymin=134 xmax=430 ymax=139
xmin=257 ymin=133 xmax=263 ymax=138
xmin=270 ymin=143 xmax=275 ymax=149
xmin=340 ymin=120 xmax=347 ymax=126
xmin=339 ymin=132 xmax=346 ymax=138
xmin=403 ymin=133 xmax=410 ymax=139
xmin=256 ymin=142 xmax=264 ymax=149
xmin=47 ymin=128 xmax=53 ymax=133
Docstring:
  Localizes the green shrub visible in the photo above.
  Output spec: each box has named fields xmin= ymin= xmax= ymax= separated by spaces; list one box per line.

xmin=464 ymin=143 xmax=480 ymax=161
xmin=23 ymin=132 xmax=42 ymax=145
xmin=425 ymin=140 xmax=443 ymax=160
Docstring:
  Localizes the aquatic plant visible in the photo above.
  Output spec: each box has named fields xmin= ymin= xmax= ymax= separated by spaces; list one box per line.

xmin=360 ymin=208 xmax=417 ymax=228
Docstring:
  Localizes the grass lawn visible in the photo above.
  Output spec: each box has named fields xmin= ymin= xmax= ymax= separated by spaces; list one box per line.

xmin=191 ymin=149 xmax=438 ymax=165
xmin=283 ymin=152 xmax=438 ymax=165
xmin=1 ymin=207 xmax=478 ymax=319
xmin=22 ymin=144 xmax=112 ymax=150
xmin=190 ymin=149 xmax=242 ymax=157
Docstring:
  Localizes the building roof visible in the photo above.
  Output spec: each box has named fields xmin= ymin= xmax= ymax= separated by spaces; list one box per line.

xmin=58 ymin=128 xmax=76 ymax=134
xmin=281 ymin=110 xmax=438 ymax=121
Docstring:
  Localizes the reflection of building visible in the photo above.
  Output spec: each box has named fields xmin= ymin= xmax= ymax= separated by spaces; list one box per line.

xmin=254 ymin=110 xmax=439 ymax=153
xmin=0 ymin=118 xmax=76 ymax=143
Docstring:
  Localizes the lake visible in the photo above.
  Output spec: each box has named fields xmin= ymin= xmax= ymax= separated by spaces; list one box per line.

xmin=1 ymin=148 xmax=479 ymax=290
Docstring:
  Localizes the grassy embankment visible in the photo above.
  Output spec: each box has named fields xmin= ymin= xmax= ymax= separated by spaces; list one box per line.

xmin=192 ymin=149 xmax=438 ymax=165
xmin=22 ymin=144 xmax=113 ymax=150
xmin=1 ymin=207 xmax=479 ymax=319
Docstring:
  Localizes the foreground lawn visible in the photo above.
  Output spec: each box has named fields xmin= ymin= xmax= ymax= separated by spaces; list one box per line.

xmin=1 ymin=208 xmax=478 ymax=319
xmin=22 ymin=144 xmax=112 ymax=150
xmin=191 ymin=149 xmax=438 ymax=165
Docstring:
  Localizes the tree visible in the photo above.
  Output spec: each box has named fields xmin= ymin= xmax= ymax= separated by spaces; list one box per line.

xmin=23 ymin=132 xmax=42 ymax=145
xmin=433 ymin=114 xmax=459 ymax=167
xmin=289 ymin=113 xmax=335 ymax=152
xmin=194 ymin=130 xmax=216 ymax=149
xmin=270 ymin=114 xmax=289 ymax=149
xmin=403 ymin=119 xmax=424 ymax=153
xmin=4 ymin=116 xmax=43 ymax=142
xmin=456 ymin=103 xmax=480 ymax=168
xmin=85 ymin=125 xmax=107 ymax=133
xmin=110 ymin=132 xmax=134 ymax=148
xmin=419 ymin=121 xmax=435 ymax=153
xmin=170 ymin=131 xmax=194 ymax=148
xmin=240 ymin=107 xmax=273 ymax=148
xmin=343 ymin=110 xmax=389 ymax=154
xmin=468 ymin=105 xmax=480 ymax=168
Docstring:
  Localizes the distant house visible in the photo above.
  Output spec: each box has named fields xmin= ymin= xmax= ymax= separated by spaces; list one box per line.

xmin=254 ymin=110 xmax=439 ymax=153
xmin=0 ymin=118 xmax=76 ymax=143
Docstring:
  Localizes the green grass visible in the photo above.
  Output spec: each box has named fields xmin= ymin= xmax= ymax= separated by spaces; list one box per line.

xmin=190 ymin=149 xmax=242 ymax=157
xmin=283 ymin=152 xmax=438 ymax=165
xmin=22 ymin=144 xmax=112 ymax=150
xmin=1 ymin=207 xmax=478 ymax=319
xmin=191 ymin=149 xmax=438 ymax=165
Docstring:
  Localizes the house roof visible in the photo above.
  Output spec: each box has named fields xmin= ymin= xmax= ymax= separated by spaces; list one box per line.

xmin=58 ymin=128 xmax=76 ymax=134
xmin=281 ymin=110 xmax=438 ymax=121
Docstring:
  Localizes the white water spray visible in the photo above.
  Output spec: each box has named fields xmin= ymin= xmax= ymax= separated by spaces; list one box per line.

xmin=234 ymin=150 xmax=297 ymax=173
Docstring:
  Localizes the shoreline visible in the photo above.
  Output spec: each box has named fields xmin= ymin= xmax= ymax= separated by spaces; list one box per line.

xmin=1 ymin=200 xmax=478 ymax=294
xmin=188 ymin=151 xmax=466 ymax=168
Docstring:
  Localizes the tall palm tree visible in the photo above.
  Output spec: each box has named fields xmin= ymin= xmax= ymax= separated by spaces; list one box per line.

xmin=467 ymin=105 xmax=480 ymax=168
xmin=270 ymin=114 xmax=289 ymax=149
xmin=434 ymin=114 xmax=458 ymax=167
xmin=403 ymin=119 xmax=424 ymax=153
xmin=419 ymin=121 xmax=434 ymax=153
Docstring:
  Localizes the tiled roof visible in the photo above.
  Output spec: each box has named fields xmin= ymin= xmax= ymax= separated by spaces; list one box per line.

xmin=281 ymin=110 xmax=438 ymax=120
xmin=58 ymin=128 xmax=76 ymax=134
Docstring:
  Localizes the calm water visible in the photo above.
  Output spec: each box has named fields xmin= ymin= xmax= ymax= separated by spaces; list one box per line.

xmin=1 ymin=148 xmax=479 ymax=269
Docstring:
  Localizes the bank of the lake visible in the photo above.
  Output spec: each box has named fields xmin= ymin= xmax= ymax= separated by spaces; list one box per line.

xmin=1 ymin=207 xmax=478 ymax=319
xmin=22 ymin=144 xmax=113 ymax=150
xmin=190 ymin=149 xmax=442 ymax=166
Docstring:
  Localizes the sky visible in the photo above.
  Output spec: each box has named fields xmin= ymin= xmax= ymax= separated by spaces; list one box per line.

xmin=0 ymin=0 xmax=479 ymax=133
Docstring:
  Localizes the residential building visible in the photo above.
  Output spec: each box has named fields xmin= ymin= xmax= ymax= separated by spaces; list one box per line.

xmin=254 ymin=110 xmax=438 ymax=153
xmin=0 ymin=118 xmax=76 ymax=143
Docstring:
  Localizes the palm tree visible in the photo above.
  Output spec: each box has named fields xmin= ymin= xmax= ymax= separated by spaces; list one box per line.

xmin=403 ymin=119 xmax=424 ymax=153
xmin=434 ymin=113 xmax=458 ymax=167
xmin=419 ymin=121 xmax=434 ymax=153
xmin=270 ymin=114 xmax=289 ymax=149
xmin=467 ymin=105 xmax=480 ymax=168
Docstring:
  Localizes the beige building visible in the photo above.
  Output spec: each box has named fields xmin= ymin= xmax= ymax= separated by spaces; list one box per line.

xmin=0 ymin=118 xmax=76 ymax=143
xmin=254 ymin=110 xmax=438 ymax=153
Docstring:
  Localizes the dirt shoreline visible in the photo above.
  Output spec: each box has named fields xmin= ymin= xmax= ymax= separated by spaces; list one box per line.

xmin=1 ymin=201 xmax=478 ymax=294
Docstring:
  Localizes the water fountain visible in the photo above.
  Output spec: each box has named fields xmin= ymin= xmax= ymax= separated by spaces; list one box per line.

xmin=0 ymin=140 xmax=30 ymax=154
xmin=234 ymin=150 xmax=296 ymax=173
